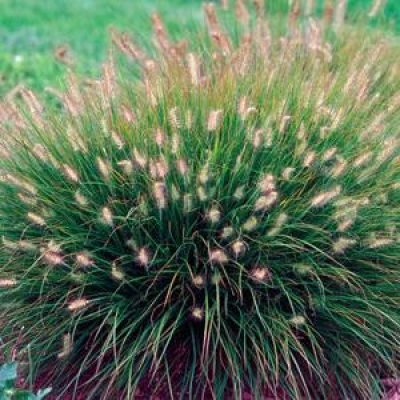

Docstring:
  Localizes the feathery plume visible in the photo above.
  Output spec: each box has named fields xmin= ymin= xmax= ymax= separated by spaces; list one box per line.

xmin=254 ymin=191 xmax=278 ymax=212
xmin=58 ymin=333 xmax=73 ymax=359
xmin=267 ymin=213 xmax=289 ymax=237
xmin=249 ymin=266 xmax=272 ymax=283
xmin=368 ymin=0 xmax=385 ymax=18
xmin=42 ymin=251 xmax=64 ymax=266
xmin=187 ymin=53 xmax=201 ymax=86
xmin=192 ymin=275 xmax=205 ymax=288
xmin=233 ymin=185 xmax=246 ymax=200
xmin=75 ymin=252 xmax=94 ymax=268
xmin=311 ymin=186 xmax=341 ymax=208
xmin=137 ymin=247 xmax=152 ymax=268
xmin=154 ymin=128 xmax=166 ymax=147
xmin=190 ymin=306 xmax=204 ymax=321
xmin=62 ymin=164 xmax=80 ymax=183
xmin=177 ymin=159 xmax=189 ymax=175
xmin=74 ymin=190 xmax=89 ymax=207
xmin=221 ymin=226 xmax=235 ymax=240
xmin=289 ymin=315 xmax=306 ymax=326
xmin=169 ymin=107 xmax=181 ymax=129
xmin=209 ymin=248 xmax=228 ymax=264
xmin=282 ymin=167 xmax=295 ymax=181
xmin=111 ymin=131 xmax=125 ymax=149
xmin=118 ymin=160 xmax=134 ymax=176
xmin=207 ymin=109 xmax=223 ymax=131
xmin=332 ymin=237 xmax=357 ymax=254
xmin=231 ymin=240 xmax=247 ymax=257
xmin=242 ymin=216 xmax=258 ymax=232
xmin=153 ymin=181 xmax=167 ymax=209
xmin=206 ymin=207 xmax=221 ymax=224
xmin=183 ymin=193 xmax=194 ymax=213
xmin=133 ymin=148 xmax=147 ymax=168
xmin=68 ymin=298 xmax=90 ymax=312
xmin=111 ymin=261 xmax=124 ymax=281
xmin=27 ymin=212 xmax=46 ymax=227
xmin=97 ymin=157 xmax=112 ymax=181
xmin=0 ymin=278 xmax=17 ymax=288
xmin=100 ymin=207 xmax=114 ymax=226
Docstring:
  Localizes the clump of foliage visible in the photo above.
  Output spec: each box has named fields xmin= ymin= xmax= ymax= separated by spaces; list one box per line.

xmin=0 ymin=1 xmax=399 ymax=399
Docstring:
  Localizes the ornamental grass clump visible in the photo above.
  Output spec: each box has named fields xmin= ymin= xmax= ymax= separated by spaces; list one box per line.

xmin=0 ymin=1 xmax=400 ymax=399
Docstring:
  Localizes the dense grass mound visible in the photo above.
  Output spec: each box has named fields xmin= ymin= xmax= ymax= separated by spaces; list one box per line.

xmin=0 ymin=1 xmax=399 ymax=399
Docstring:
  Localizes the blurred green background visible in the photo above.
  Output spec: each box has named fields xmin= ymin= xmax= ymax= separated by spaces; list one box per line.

xmin=0 ymin=0 xmax=399 ymax=97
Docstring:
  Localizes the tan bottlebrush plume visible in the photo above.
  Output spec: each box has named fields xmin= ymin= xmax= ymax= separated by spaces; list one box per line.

xmin=323 ymin=0 xmax=334 ymax=25
xmin=19 ymin=87 xmax=44 ymax=122
xmin=111 ymin=130 xmax=125 ymax=149
xmin=289 ymin=315 xmax=306 ymax=326
xmin=311 ymin=186 xmax=341 ymax=208
xmin=151 ymin=12 xmax=171 ymax=55
xmin=187 ymin=53 xmax=201 ymax=86
xmin=332 ymin=237 xmax=357 ymax=254
xmin=207 ymin=109 xmax=223 ymax=131
xmin=190 ymin=307 xmax=204 ymax=321
xmin=110 ymin=28 xmax=146 ymax=63
xmin=111 ymin=261 xmax=124 ymax=281
xmin=153 ymin=181 xmax=167 ymax=209
xmin=288 ymin=0 xmax=301 ymax=37
xmin=236 ymin=0 xmax=250 ymax=26
xmin=62 ymin=164 xmax=80 ymax=183
xmin=242 ymin=216 xmax=258 ymax=232
xmin=368 ymin=0 xmax=385 ymax=18
xmin=249 ymin=266 xmax=272 ymax=283
xmin=101 ymin=54 xmax=117 ymax=101
xmin=136 ymin=247 xmax=152 ymax=267
xmin=27 ymin=212 xmax=46 ymax=227
xmin=67 ymin=298 xmax=90 ymax=312
xmin=97 ymin=157 xmax=112 ymax=181
xmin=100 ymin=206 xmax=114 ymax=226
xmin=192 ymin=275 xmax=205 ymax=288
xmin=209 ymin=248 xmax=229 ymax=264
xmin=221 ymin=226 xmax=235 ymax=239
xmin=254 ymin=192 xmax=278 ymax=212
xmin=305 ymin=0 xmax=315 ymax=16
xmin=74 ymin=190 xmax=89 ymax=207
xmin=333 ymin=0 xmax=348 ymax=31
xmin=0 ymin=278 xmax=17 ymax=288
xmin=57 ymin=333 xmax=73 ymax=359
xmin=75 ymin=252 xmax=94 ymax=268
xmin=231 ymin=240 xmax=247 ymax=257
xmin=42 ymin=251 xmax=64 ymax=266
xmin=204 ymin=3 xmax=232 ymax=54
xmin=169 ymin=107 xmax=182 ymax=129
xmin=206 ymin=207 xmax=222 ymax=224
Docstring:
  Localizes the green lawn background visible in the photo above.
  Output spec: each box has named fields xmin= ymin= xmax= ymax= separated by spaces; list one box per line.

xmin=0 ymin=0 xmax=399 ymax=97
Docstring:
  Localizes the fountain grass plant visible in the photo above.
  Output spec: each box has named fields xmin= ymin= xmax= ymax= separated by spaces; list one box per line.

xmin=0 ymin=1 xmax=399 ymax=399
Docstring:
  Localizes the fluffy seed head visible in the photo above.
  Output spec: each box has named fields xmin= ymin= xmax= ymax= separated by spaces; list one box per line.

xmin=332 ymin=237 xmax=357 ymax=254
xmin=97 ymin=157 xmax=112 ymax=181
xmin=209 ymin=249 xmax=228 ymax=264
xmin=242 ymin=216 xmax=258 ymax=232
xmin=192 ymin=275 xmax=205 ymax=288
xmin=0 ymin=278 xmax=17 ymax=288
xmin=231 ymin=240 xmax=246 ymax=257
xmin=100 ymin=206 xmax=114 ymax=226
xmin=62 ymin=164 xmax=80 ymax=183
xmin=254 ymin=191 xmax=278 ymax=212
xmin=27 ymin=212 xmax=46 ymax=227
xmin=249 ymin=266 xmax=272 ymax=283
xmin=289 ymin=315 xmax=306 ymax=326
xmin=137 ymin=247 xmax=152 ymax=267
xmin=153 ymin=181 xmax=167 ymax=209
xmin=190 ymin=306 xmax=204 ymax=321
xmin=75 ymin=252 xmax=94 ymax=268
xmin=311 ymin=186 xmax=341 ymax=208
xmin=206 ymin=207 xmax=221 ymax=224
xmin=68 ymin=298 xmax=90 ymax=312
